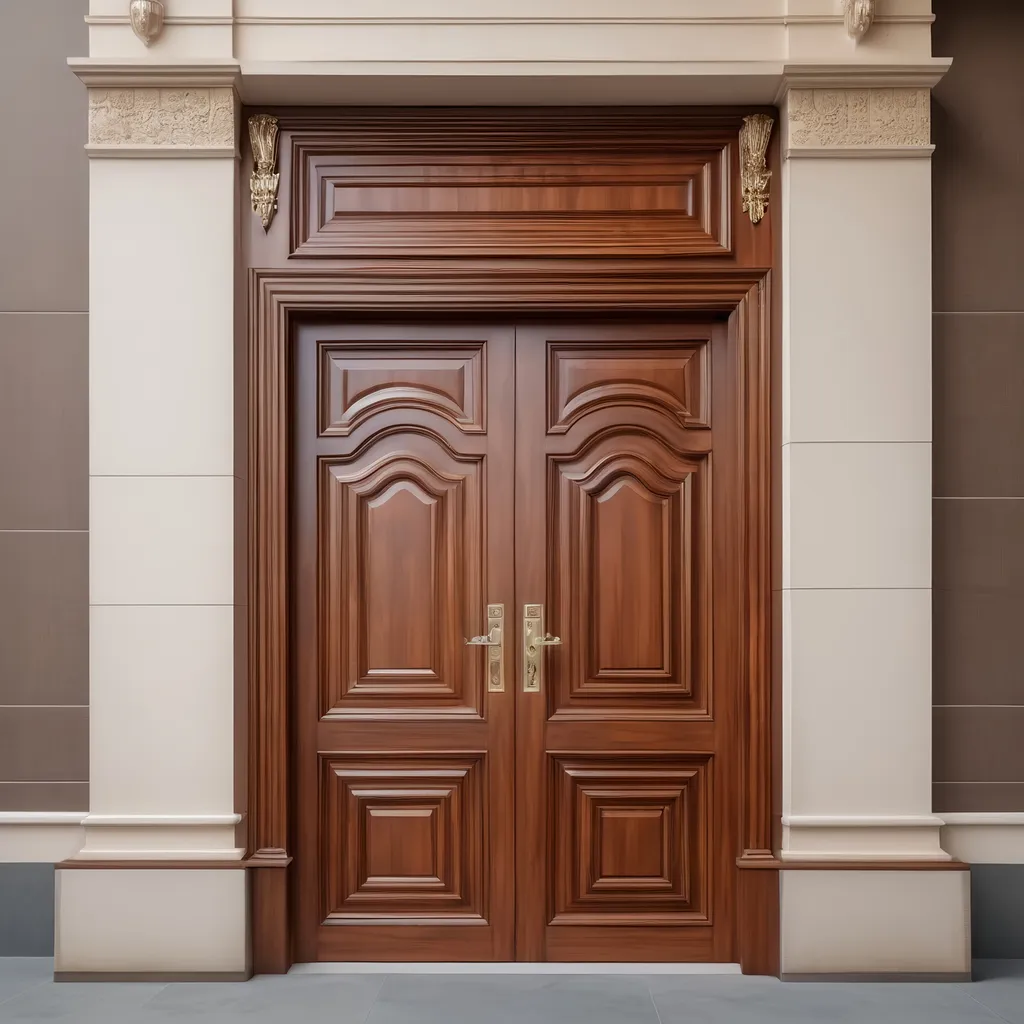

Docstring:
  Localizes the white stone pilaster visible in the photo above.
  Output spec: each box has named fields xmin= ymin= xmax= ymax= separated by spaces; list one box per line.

xmin=777 ymin=83 xmax=969 ymax=976
xmin=56 ymin=74 xmax=246 ymax=975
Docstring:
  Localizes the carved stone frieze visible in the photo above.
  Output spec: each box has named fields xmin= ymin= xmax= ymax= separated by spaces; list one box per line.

xmin=88 ymin=87 xmax=235 ymax=148
xmin=787 ymin=89 xmax=931 ymax=149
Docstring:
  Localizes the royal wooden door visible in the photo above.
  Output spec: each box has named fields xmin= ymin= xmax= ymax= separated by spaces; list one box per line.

xmin=292 ymin=322 xmax=517 ymax=962
xmin=514 ymin=322 xmax=739 ymax=963
xmin=294 ymin=320 xmax=740 ymax=962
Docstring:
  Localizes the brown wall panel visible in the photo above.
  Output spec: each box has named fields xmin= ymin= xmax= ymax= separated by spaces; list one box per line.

xmin=932 ymin=0 xmax=1024 ymax=814
xmin=933 ymin=496 xmax=1024 ymax=802
xmin=0 ymin=0 xmax=88 ymax=313
xmin=0 ymin=314 xmax=88 ymax=531
xmin=934 ymin=708 xmax=1024 ymax=787
xmin=0 ymin=532 xmax=88 ymax=711
xmin=932 ymin=0 xmax=1024 ymax=314
xmin=934 ymin=313 xmax=1024 ymax=499
xmin=0 ymin=707 xmax=88 ymax=784
xmin=934 ymin=783 xmax=1024 ymax=815
xmin=0 ymin=783 xmax=89 ymax=813
xmin=0 ymin=0 xmax=89 ymax=814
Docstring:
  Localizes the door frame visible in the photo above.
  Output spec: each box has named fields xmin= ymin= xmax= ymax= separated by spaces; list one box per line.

xmin=246 ymin=262 xmax=775 ymax=973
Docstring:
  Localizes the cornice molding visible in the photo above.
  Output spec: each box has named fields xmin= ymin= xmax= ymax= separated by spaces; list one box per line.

xmin=68 ymin=58 xmax=241 ymax=90
xmin=84 ymin=13 xmax=934 ymax=27
xmin=785 ymin=144 xmax=934 ymax=159
xmin=67 ymin=57 xmax=950 ymax=111
xmin=777 ymin=59 xmax=952 ymax=99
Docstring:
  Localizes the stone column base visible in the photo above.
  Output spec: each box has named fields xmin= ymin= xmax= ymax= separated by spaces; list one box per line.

xmin=54 ymin=867 xmax=249 ymax=979
xmin=780 ymin=868 xmax=971 ymax=979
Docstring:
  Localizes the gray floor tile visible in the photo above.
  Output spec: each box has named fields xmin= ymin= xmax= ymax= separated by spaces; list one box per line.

xmin=649 ymin=977 xmax=1006 ymax=1024
xmin=366 ymin=975 xmax=660 ymax=1024
xmin=0 ymin=958 xmax=51 ymax=1010
xmin=961 ymin=960 xmax=1024 ymax=1023
xmin=0 ymin=961 xmax=1021 ymax=1024
xmin=0 ymin=981 xmax=167 ymax=1023
xmin=141 ymin=975 xmax=384 ymax=1022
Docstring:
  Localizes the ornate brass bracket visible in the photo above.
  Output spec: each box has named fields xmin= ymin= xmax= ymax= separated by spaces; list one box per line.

xmin=248 ymin=114 xmax=281 ymax=232
xmin=740 ymin=114 xmax=774 ymax=226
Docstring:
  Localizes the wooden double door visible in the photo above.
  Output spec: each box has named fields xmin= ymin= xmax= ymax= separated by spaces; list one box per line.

xmin=292 ymin=318 xmax=742 ymax=963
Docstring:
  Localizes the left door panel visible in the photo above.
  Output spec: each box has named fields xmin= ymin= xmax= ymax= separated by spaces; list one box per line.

xmin=292 ymin=322 xmax=517 ymax=961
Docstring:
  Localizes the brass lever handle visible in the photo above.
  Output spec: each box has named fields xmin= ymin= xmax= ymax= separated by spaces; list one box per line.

xmin=534 ymin=633 xmax=562 ymax=647
xmin=465 ymin=627 xmax=501 ymax=647
xmin=523 ymin=604 xmax=559 ymax=693
xmin=465 ymin=604 xmax=504 ymax=693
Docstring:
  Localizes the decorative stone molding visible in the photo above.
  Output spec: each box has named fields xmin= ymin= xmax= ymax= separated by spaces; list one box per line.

xmin=787 ymin=88 xmax=931 ymax=153
xmin=87 ymin=87 xmax=236 ymax=155
xmin=842 ymin=0 xmax=874 ymax=42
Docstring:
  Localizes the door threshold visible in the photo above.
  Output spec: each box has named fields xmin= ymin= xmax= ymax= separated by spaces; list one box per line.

xmin=289 ymin=962 xmax=742 ymax=975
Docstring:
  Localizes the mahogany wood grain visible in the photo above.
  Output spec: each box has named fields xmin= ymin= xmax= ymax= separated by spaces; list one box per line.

xmin=515 ymin=322 xmax=741 ymax=962
xmin=244 ymin=106 xmax=777 ymax=972
xmin=292 ymin=323 xmax=516 ymax=961
xmin=737 ymin=867 xmax=779 ymax=976
xmin=241 ymin=107 xmax=775 ymax=273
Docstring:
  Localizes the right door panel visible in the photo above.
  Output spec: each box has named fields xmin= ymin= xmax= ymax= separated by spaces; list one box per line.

xmin=515 ymin=322 xmax=741 ymax=962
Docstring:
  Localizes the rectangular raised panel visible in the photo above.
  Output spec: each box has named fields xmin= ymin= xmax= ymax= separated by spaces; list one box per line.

xmin=551 ymin=755 xmax=710 ymax=925
xmin=291 ymin=117 xmax=733 ymax=257
xmin=322 ymin=754 xmax=486 ymax=923
xmin=548 ymin=341 xmax=710 ymax=434
xmin=549 ymin=444 xmax=710 ymax=719
xmin=319 ymin=342 xmax=485 ymax=436
xmin=320 ymin=446 xmax=485 ymax=718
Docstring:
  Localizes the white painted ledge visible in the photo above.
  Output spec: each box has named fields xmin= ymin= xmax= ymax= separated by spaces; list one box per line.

xmin=781 ymin=815 xmax=950 ymax=861
xmin=0 ymin=812 xmax=88 ymax=826
xmin=81 ymin=814 xmax=242 ymax=827
xmin=0 ymin=823 xmax=86 ymax=863
xmin=940 ymin=814 xmax=1024 ymax=865
xmin=66 ymin=813 xmax=244 ymax=861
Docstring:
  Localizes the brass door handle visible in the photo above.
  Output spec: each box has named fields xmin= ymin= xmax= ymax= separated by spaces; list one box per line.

xmin=464 ymin=604 xmax=504 ymax=693
xmin=534 ymin=634 xmax=562 ymax=647
xmin=523 ymin=604 xmax=560 ymax=693
xmin=465 ymin=628 xmax=501 ymax=647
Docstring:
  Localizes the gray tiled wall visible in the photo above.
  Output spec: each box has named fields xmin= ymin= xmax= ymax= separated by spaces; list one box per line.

xmin=932 ymin=0 xmax=1024 ymax=817
xmin=0 ymin=0 xmax=89 ymax=813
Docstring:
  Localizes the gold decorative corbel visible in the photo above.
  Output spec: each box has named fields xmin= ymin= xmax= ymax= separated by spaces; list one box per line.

xmin=739 ymin=114 xmax=774 ymax=226
xmin=248 ymin=114 xmax=280 ymax=232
